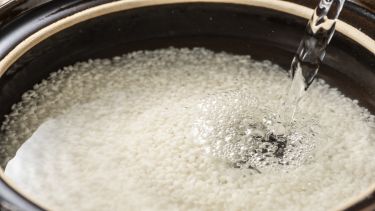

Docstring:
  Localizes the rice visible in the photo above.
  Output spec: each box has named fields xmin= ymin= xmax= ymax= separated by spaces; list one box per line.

xmin=2 ymin=48 xmax=375 ymax=211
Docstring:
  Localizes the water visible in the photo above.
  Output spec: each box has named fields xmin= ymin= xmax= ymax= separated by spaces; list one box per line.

xmin=194 ymin=0 xmax=346 ymax=171
xmin=193 ymin=90 xmax=317 ymax=172
xmin=282 ymin=0 xmax=346 ymax=122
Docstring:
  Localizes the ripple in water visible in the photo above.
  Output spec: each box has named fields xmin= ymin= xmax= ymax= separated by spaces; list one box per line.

xmin=192 ymin=90 xmax=318 ymax=172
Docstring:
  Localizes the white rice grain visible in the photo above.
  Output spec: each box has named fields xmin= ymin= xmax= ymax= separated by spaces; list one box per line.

xmin=2 ymin=48 xmax=375 ymax=211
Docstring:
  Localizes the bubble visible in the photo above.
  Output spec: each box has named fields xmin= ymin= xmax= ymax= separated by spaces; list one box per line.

xmin=192 ymin=90 xmax=319 ymax=172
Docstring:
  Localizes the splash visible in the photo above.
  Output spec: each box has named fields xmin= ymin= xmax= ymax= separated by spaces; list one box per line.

xmin=192 ymin=90 xmax=318 ymax=173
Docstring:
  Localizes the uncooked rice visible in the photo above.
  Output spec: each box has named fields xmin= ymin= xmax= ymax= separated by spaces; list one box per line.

xmin=2 ymin=48 xmax=375 ymax=211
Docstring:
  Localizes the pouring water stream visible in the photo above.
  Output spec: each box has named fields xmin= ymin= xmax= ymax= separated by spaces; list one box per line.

xmin=217 ymin=0 xmax=348 ymax=170
xmin=282 ymin=0 xmax=346 ymax=123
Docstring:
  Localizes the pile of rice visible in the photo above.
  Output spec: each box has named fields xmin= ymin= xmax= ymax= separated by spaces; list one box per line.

xmin=2 ymin=48 xmax=374 ymax=211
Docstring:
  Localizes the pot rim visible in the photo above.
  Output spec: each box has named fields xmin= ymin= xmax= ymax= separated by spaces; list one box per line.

xmin=0 ymin=0 xmax=374 ymax=210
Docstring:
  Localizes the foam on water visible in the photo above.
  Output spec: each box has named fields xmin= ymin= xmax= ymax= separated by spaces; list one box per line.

xmin=0 ymin=48 xmax=374 ymax=211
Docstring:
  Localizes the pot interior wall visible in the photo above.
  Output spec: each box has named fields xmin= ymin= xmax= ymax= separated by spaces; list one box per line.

xmin=0 ymin=2 xmax=374 ymax=169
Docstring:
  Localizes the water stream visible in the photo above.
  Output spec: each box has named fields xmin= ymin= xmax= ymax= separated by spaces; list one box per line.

xmin=198 ymin=0 xmax=348 ymax=170
xmin=282 ymin=0 xmax=346 ymax=122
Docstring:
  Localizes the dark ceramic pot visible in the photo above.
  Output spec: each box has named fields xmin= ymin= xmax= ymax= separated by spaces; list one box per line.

xmin=0 ymin=0 xmax=374 ymax=210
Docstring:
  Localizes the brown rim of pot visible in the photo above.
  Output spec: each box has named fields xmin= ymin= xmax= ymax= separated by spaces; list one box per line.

xmin=0 ymin=0 xmax=374 ymax=210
